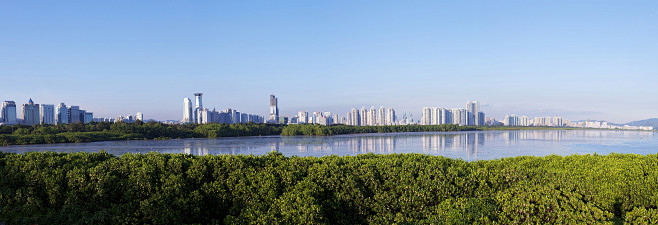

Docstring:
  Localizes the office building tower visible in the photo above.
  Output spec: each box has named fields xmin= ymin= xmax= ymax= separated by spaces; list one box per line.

xmin=183 ymin=98 xmax=193 ymax=123
xmin=56 ymin=103 xmax=68 ymax=124
xmin=136 ymin=112 xmax=143 ymax=121
xmin=84 ymin=112 xmax=93 ymax=124
xmin=194 ymin=93 xmax=203 ymax=124
xmin=269 ymin=95 xmax=279 ymax=122
xmin=478 ymin=112 xmax=485 ymax=126
xmin=79 ymin=110 xmax=93 ymax=124
xmin=68 ymin=106 xmax=80 ymax=123
xmin=386 ymin=107 xmax=395 ymax=125
xmin=22 ymin=98 xmax=40 ymax=125
xmin=1 ymin=101 xmax=17 ymax=125
xmin=39 ymin=104 xmax=55 ymax=125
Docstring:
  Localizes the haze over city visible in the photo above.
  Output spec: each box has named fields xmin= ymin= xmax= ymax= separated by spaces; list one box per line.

xmin=1 ymin=1 xmax=657 ymax=123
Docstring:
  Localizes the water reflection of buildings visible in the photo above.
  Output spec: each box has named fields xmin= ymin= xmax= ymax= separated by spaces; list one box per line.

xmin=178 ymin=130 xmax=654 ymax=157
xmin=421 ymin=133 xmax=484 ymax=157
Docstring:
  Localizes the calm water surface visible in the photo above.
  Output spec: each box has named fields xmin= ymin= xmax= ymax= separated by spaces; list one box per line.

xmin=1 ymin=130 xmax=656 ymax=161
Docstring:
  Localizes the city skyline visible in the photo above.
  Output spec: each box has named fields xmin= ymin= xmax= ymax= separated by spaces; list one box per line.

xmin=1 ymin=1 xmax=657 ymax=122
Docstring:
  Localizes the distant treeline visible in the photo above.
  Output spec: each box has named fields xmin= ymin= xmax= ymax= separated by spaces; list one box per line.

xmin=1 ymin=152 xmax=657 ymax=224
xmin=0 ymin=122 xmax=572 ymax=146
xmin=0 ymin=121 xmax=284 ymax=146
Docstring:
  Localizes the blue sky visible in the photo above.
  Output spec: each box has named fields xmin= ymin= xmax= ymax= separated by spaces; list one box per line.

xmin=1 ymin=1 xmax=657 ymax=123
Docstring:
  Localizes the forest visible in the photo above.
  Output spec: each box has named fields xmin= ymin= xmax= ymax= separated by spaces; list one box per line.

xmin=1 ymin=151 xmax=656 ymax=224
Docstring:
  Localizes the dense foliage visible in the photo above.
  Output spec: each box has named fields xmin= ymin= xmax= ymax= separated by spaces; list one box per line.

xmin=1 ymin=152 xmax=657 ymax=224
xmin=281 ymin=124 xmax=474 ymax=136
xmin=0 ymin=122 xmax=284 ymax=146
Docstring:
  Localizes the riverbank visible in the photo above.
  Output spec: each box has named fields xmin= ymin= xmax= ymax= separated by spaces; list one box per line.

xmin=1 ymin=151 xmax=656 ymax=224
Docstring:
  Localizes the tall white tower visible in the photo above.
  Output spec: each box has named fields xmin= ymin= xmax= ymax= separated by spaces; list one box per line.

xmin=194 ymin=93 xmax=203 ymax=124
xmin=183 ymin=98 xmax=193 ymax=124
xmin=269 ymin=95 xmax=278 ymax=123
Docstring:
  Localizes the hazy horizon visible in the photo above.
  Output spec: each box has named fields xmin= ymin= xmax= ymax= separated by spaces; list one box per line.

xmin=2 ymin=1 xmax=657 ymax=123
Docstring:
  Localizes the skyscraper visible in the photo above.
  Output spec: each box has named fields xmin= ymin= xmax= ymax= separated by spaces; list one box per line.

xmin=422 ymin=107 xmax=432 ymax=125
xmin=351 ymin=108 xmax=360 ymax=126
xmin=68 ymin=106 xmax=80 ymax=123
xmin=83 ymin=111 xmax=93 ymax=124
xmin=194 ymin=93 xmax=203 ymax=124
xmin=1 ymin=101 xmax=17 ymax=125
xmin=56 ymin=103 xmax=69 ymax=124
xmin=369 ymin=106 xmax=376 ymax=126
xmin=386 ymin=107 xmax=395 ymax=125
xmin=22 ymin=98 xmax=40 ymax=125
xmin=269 ymin=95 xmax=278 ymax=123
xmin=378 ymin=106 xmax=386 ymax=125
xmin=136 ymin=112 xmax=143 ymax=121
xmin=39 ymin=104 xmax=55 ymax=125
xmin=467 ymin=101 xmax=481 ymax=126
xmin=360 ymin=107 xmax=367 ymax=126
xmin=183 ymin=98 xmax=193 ymax=124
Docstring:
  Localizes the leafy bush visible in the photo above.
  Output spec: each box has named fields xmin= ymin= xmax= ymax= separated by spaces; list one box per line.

xmin=1 ymin=152 xmax=657 ymax=224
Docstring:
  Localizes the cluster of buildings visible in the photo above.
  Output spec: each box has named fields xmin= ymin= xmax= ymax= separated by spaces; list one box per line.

xmin=502 ymin=114 xmax=653 ymax=131
xmin=503 ymin=115 xmax=567 ymax=127
xmin=346 ymin=106 xmax=400 ymax=126
xmin=0 ymin=99 xmax=93 ymax=125
xmin=182 ymin=93 xmax=264 ymax=124
xmin=420 ymin=101 xmax=485 ymax=126
xmin=573 ymin=120 xmax=653 ymax=131
xmin=290 ymin=111 xmax=340 ymax=126
xmin=93 ymin=112 xmax=144 ymax=123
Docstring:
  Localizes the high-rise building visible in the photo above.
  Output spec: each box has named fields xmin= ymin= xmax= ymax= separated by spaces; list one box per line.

xmin=183 ymin=98 xmax=193 ymax=124
xmin=519 ymin=116 xmax=529 ymax=126
xmin=136 ymin=112 xmax=143 ymax=121
xmin=194 ymin=93 xmax=203 ymax=124
xmin=378 ymin=106 xmax=386 ymax=125
xmin=505 ymin=114 xmax=519 ymax=126
xmin=297 ymin=111 xmax=308 ymax=124
xmin=477 ymin=112 xmax=485 ymax=126
xmin=68 ymin=106 xmax=80 ymax=123
xmin=351 ymin=108 xmax=360 ymax=126
xmin=22 ymin=98 xmax=40 ymax=125
xmin=269 ymin=95 xmax=279 ymax=123
xmin=360 ymin=107 xmax=367 ymax=126
xmin=56 ymin=103 xmax=68 ymax=124
xmin=421 ymin=107 xmax=432 ymax=125
xmin=39 ymin=104 xmax=55 ymax=125
xmin=1 ymin=101 xmax=17 ymax=125
xmin=386 ymin=107 xmax=396 ymax=125
xmin=231 ymin=109 xmax=241 ymax=124
xmin=466 ymin=101 xmax=480 ymax=126
xmin=84 ymin=112 xmax=93 ymax=124
xmin=368 ymin=106 xmax=376 ymax=126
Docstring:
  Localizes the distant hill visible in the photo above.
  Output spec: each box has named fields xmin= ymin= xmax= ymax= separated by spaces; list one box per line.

xmin=624 ymin=118 xmax=658 ymax=130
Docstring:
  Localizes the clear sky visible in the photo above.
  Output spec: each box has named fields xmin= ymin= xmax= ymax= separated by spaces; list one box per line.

xmin=1 ymin=1 xmax=657 ymax=123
